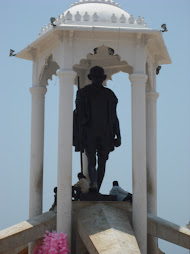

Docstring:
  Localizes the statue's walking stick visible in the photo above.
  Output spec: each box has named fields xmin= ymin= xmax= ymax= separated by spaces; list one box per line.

xmin=78 ymin=76 xmax=83 ymax=174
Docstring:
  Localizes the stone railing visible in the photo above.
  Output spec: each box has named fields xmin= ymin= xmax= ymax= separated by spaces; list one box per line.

xmin=39 ymin=12 xmax=147 ymax=37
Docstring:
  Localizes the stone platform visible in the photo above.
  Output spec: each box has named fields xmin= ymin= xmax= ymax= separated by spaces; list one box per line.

xmin=72 ymin=201 xmax=134 ymax=254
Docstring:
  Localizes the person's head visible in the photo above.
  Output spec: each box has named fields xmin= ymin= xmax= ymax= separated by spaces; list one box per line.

xmin=113 ymin=181 xmax=119 ymax=186
xmin=88 ymin=66 xmax=107 ymax=87
xmin=77 ymin=172 xmax=86 ymax=180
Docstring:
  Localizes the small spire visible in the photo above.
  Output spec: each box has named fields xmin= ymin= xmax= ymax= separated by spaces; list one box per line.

xmin=136 ymin=16 xmax=142 ymax=25
xmin=128 ymin=15 xmax=134 ymax=24
xmin=75 ymin=11 xmax=81 ymax=21
xmin=93 ymin=12 xmax=99 ymax=22
xmin=60 ymin=14 xmax=65 ymax=23
xmin=120 ymin=14 xmax=126 ymax=23
xmin=111 ymin=14 xmax=117 ymax=23
xmin=83 ymin=12 xmax=90 ymax=21
xmin=65 ymin=11 xmax=72 ymax=21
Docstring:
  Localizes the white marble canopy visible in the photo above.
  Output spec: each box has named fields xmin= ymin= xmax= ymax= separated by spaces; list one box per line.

xmin=15 ymin=1 xmax=171 ymax=254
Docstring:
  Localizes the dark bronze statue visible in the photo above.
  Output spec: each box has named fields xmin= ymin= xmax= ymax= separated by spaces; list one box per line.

xmin=73 ymin=66 xmax=121 ymax=191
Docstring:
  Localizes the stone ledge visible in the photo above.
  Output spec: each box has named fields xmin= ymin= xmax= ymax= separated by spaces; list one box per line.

xmin=1 ymin=202 xmax=189 ymax=253
xmin=0 ymin=211 xmax=56 ymax=253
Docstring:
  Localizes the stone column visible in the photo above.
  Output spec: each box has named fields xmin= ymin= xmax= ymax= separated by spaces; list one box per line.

xmin=146 ymin=91 xmax=159 ymax=254
xmin=29 ymin=87 xmax=47 ymax=219
xmin=56 ymin=69 xmax=76 ymax=245
xmin=129 ymin=73 xmax=147 ymax=254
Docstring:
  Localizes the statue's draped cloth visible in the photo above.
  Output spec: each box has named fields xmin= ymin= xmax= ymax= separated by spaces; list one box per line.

xmin=73 ymin=84 xmax=121 ymax=154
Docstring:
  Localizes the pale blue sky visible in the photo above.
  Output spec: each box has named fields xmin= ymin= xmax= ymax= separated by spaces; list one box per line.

xmin=0 ymin=1 xmax=190 ymax=253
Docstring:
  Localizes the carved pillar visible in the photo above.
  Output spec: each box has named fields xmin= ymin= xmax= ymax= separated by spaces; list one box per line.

xmin=146 ymin=58 xmax=161 ymax=253
xmin=29 ymin=86 xmax=47 ymax=218
xmin=130 ymin=73 xmax=147 ymax=254
xmin=146 ymin=91 xmax=159 ymax=254
xmin=56 ymin=69 xmax=76 ymax=245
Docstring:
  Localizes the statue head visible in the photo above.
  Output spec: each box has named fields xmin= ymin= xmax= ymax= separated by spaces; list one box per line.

xmin=88 ymin=66 xmax=107 ymax=87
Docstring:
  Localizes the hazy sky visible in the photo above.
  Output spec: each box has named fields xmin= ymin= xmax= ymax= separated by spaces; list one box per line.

xmin=0 ymin=1 xmax=190 ymax=253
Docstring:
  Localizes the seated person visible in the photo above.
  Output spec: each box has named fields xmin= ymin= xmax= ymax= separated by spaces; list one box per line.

xmin=109 ymin=181 xmax=132 ymax=203
xmin=72 ymin=173 xmax=89 ymax=200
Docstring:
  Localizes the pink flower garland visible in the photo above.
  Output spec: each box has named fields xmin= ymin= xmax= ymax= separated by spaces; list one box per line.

xmin=33 ymin=231 xmax=70 ymax=254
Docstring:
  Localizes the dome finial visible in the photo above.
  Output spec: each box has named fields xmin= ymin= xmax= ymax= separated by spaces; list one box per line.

xmin=70 ymin=0 xmax=121 ymax=8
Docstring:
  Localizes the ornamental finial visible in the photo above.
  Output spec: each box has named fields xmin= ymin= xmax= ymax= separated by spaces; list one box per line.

xmin=70 ymin=0 xmax=121 ymax=8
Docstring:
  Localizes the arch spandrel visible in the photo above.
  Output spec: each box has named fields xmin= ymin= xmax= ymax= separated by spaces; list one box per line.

xmin=72 ymin=31 xmax=136 ymax=68
xmin=33 ymin=37 xmax=65 ymax=87
xmin=38 ymin=54 xmax=60 ymax=87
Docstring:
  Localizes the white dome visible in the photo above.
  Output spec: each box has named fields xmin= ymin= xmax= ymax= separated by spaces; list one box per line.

xmin=38 ymin=0 xmax=147 ymax=37
xmin=64 ymin=0 xmax=130 ymax=25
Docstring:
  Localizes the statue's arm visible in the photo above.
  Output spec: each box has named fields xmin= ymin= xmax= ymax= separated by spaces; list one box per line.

xmin=114 ymin=115 xmax=121 ymax=147
xmin=73 ymin=88 xmax=89 ymax=152
xmin=73 ymin=90 xmax=83 ymax=151
xmin=114 ymin=115 xmax=121 ymax=138
xmin=112 ymin=95 xmax=121 ymax=147
xmin=76 ymin=88 xmax=89 ymax=125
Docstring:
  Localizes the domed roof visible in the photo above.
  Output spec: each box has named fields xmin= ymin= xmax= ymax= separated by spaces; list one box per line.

xmin=64 ymin=0 xmax=130 ymax=24
xmin=39 ymin=0 xmax=147 ymax=37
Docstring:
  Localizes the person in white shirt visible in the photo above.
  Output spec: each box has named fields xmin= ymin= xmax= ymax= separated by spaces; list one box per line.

xmin=109 ymin=181 xmax=132 ymax=202
xmin=72 ymin=173 xmax=90 ymax=200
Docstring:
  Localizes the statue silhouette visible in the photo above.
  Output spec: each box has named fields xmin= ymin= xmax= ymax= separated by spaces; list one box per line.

xmin=73 ymin=66 xmax=121 ymax=191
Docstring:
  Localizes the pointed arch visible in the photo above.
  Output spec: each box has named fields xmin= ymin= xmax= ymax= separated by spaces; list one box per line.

xmin=73 ymin=44 xmax=133 ymax=87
